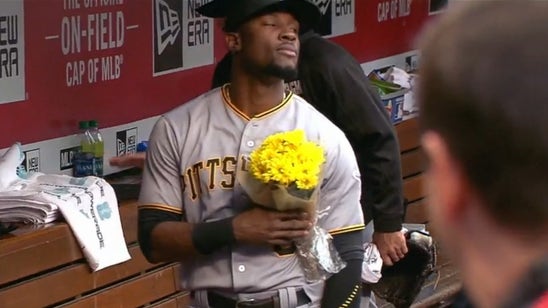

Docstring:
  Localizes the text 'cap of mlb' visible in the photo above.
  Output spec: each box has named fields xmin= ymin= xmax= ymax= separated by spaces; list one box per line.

xmin=196 ymin=0 xmax=321 ymax=32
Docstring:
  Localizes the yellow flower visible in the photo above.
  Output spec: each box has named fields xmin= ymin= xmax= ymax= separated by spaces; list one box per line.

xmin=249 ymin=129 xmax=325 ymax=190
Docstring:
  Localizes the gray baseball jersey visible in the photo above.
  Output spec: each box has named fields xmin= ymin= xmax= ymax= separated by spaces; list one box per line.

xmin=139 ymin=84 xmax=364 ymax=302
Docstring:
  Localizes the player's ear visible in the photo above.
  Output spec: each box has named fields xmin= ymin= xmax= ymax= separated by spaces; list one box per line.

xmin=225 ymin=32 xmax=241 ymax=53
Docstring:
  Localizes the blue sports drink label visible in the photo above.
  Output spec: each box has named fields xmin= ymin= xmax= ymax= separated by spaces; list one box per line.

xmin=94 ymin=157 xmax=104 ymax=177
xmin=73 ymin=152 xmax=95 ymax=177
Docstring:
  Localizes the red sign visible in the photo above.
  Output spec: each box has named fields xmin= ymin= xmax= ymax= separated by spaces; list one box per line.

xmin=0 ymin=0 xmax=436 ymax=148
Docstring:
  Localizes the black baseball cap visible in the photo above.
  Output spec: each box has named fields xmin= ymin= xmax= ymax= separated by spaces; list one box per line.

xmin=196 ymin=0 xmax=321 ymax=32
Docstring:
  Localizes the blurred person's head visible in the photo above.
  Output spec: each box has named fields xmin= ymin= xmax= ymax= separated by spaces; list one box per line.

xmin=417 ymin=1 xmax=548 ymax=305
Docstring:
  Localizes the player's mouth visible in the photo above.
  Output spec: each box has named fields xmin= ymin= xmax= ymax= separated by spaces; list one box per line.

xmin=276 ymin=44 xmax=298 ymax=58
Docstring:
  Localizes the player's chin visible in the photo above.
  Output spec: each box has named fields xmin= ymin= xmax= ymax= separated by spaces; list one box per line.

xmin=265 ymin=63 xmax=298 ymax=80
xmin=278 ymin=57 xmax=298 ymax=68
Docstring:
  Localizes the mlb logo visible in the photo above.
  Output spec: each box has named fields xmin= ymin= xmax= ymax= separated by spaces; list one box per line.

xmin=60 ymin=146 xmax=80 ymax=170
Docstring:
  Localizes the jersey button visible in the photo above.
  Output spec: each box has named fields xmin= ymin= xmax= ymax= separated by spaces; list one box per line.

xmin=247 ymin=141 xmax=255 ymax=147
xmin=238 ymin=265 xmax=246 ymax=272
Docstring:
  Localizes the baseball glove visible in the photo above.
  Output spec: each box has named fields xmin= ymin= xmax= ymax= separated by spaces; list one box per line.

xmin=370 ymin=230 xmax=438 ymax=308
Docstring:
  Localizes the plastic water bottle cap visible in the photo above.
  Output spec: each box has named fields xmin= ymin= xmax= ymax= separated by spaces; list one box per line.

xmin=137 ymin=141 xmax=148 ymax=152
xmin=79 ymin=121 xmax=89 ymax=129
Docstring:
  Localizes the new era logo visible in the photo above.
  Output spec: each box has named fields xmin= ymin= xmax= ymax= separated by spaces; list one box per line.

xmin=153 ymin=0 xmax=183 ymax=74
xmin=312 ymin=0 xmax=331 ymax=16
xmin=155 ymin=0 xmax=181 ymax=55
xmin=116 ymin=128 xmax=137 ymax=156
xmin=21 ymin=149 xmax=40 ymax=174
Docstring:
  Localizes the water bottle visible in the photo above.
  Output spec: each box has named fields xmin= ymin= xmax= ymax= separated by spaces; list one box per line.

xmin=89 ymin=120 xmax=104 ymax=177
xmin=73 ymin=120 xmax=94 ymax=177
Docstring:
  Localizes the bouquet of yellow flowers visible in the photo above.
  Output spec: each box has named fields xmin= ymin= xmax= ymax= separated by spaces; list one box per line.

xmin=248 ymin=129 xmax=324 ymax=213
xmin=240 ymin=129 xmax=346 ymax=282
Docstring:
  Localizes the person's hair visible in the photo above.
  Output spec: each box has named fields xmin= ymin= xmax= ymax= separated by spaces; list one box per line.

xmin=417 ymin=1 xmax=548 ymax=232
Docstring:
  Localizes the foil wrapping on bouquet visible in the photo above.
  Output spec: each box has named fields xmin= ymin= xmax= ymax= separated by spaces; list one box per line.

xmin=239 ymin=172 xmax=346 ymax=282
xmin=295 ymin=224 xmax=346 ymax=282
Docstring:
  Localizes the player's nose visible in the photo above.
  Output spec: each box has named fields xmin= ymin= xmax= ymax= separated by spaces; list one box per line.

xmin=280 ymin=28 xmax=297 ymax=42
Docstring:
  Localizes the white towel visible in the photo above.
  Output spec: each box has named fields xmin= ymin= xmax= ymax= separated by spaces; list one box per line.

xmin=0 ymin=142 xmax=131 ymax=271
xmin=362 ymin=242 xmax=383 ymax=283
xmin=39 ymin=174 xmax=131 ymax=271
xmin=0 ymin=143 xmax=25 ymax=191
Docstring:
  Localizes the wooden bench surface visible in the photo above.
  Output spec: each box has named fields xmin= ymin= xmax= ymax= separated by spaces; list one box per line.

xmin=0 ymin=200 xmax=189 ymax=308
xmin=0 ymin=203 xmax=137 ymax=286
xmin=0 ymin=115 xmax=452 ymax=308
xmin=396 ymin=116 xmax=428 ymax=224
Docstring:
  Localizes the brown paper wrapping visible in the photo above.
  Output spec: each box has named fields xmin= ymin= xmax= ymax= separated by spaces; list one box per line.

xmin=238 ymin=170 xmax=318 ymax=215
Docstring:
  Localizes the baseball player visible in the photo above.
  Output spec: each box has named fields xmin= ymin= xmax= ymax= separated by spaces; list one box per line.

xmin=211 ymin=0 xmax=407 ymax=264
xmin=209 ymin=1 xmax=407 ymax=307
xmin=138 ymin=0 xmax=365 ymax=307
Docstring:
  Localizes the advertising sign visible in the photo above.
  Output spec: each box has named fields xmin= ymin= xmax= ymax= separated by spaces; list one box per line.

xmin=0 ymin=0 xmax=25 ymax=104
xmin=313 ymin=0 xmax=355 ymax=37
xmin=153 ymin=0 xmax=213 ymax=76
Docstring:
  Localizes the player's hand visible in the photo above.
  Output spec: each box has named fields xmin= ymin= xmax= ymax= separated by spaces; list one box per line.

xmin=372 ymin=231 xmax=408 ymax=266
xmin=232 ymin=207 xmax=312 ymax=246
xmin=109 ymin=153 xmax=146 ymax=169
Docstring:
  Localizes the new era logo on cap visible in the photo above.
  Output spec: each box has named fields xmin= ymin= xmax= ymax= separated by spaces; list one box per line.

xmin=311 ymin=0 xmax=331 ymax=16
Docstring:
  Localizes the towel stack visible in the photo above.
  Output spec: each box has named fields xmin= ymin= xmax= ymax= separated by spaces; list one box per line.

xmin=0 ymin=143 xmax=131 ymax=271
xmin=0 ymin=183 xmax=61 ymax=223
xmin=0 ymin=143 xmax=59 ymax=223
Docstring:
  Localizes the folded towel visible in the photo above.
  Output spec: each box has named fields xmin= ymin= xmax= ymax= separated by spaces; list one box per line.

xmin=39 ymin=174 xmax=131 ymax=271
xmin=0 ymin=143 xmax=131 ymax=271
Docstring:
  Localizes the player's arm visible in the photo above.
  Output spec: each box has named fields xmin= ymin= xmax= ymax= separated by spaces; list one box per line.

xmin=138 ymin=208 xmax=236 ymax=263
xmin=321 ymin=230 xmax=364 ymax=308
xmin=317 ymin=132 xmax=365 ymax=307
xmin=137 ymin=116 xmax=208 ymax=263
xmin=317 ymin=54 xmax=405 ymax=232
xmin=109 ymin=152 xmax=146 ymax=169
xmin=329 ymin=61 xmax=408 ymax=264
xmin=304 ymin=51 xmax=407 ymax=264
xmin=139 ymin=206 xmax=312 ymax=263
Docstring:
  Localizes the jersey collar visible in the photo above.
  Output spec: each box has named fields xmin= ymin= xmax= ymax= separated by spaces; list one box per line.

xmin=221 ymin=84 xmax=293 ymax=121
